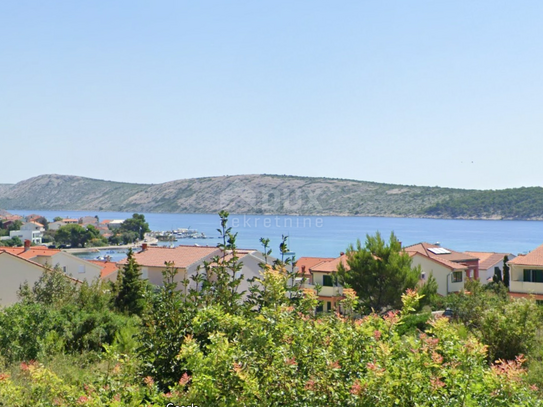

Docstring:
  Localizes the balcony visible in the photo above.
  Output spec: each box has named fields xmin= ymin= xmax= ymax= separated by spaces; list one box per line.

xmin=303 ymin=283 xmax=342 ymax=298
xmin=510 ymin=280 xmax=543 ymax=295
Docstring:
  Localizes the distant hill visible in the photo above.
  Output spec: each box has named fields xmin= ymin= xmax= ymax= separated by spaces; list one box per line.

xmin=0 ymin=174 xmax=541 ymax=220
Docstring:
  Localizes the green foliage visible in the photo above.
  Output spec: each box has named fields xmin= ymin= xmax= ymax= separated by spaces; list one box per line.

xmin=0 ymin=270 xmax=134 ymax=364
xmin=418 ymin=273 xmax=439 ymax=310
xmin=424 ymin=186 xmax=543 ymax=219
xmin=338 ymin=231 xmax=420 ymax=313
xmin=139 ymin=263 xmax=197 ymax=390
xmin=114 ymin=249 xmax=147 ymax=316
xmin=503 ymin=255 xmax=510 ymax=289
xmin=119 ymin=213 xmax=150 ymax=241
xmin=55 ymin=224 xmax=106 ymax=248
xmin=173 ymin=290 xmax=542 ymax=406
xmin=0 ymin=236 xmax=22 ymax=247
xmin=18 ymin=265 xmax=77 ymax=307
xmin=445 ymin=280 xmax=542 ymax=362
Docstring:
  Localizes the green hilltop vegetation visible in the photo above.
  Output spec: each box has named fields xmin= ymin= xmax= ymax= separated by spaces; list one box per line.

xmin=0 ymin=174 xmax=542 ymax=219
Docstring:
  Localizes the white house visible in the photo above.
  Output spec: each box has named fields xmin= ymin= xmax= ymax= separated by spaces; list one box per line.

xmin=465 ymin=251 xmax=516 ymax=285
xmin=404 ymin=243 xmax=479 ymax=296
xmin=9 ymin=229 xmax=43 ymax=245
xmin=297 ymin=255 xmax=346 ymax=312
xmin=0 ymin=245 xmax=102 ymax=283
xmin=507 ymin=244 xmax=543 ymax=300
xmin=116 ymin=244 xmax=286 ymax=300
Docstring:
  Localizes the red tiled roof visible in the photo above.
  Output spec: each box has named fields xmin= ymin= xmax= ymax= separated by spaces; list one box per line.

xmin=89 ymin=260 xmax=119 ymax=279
xmin=405 ymin=242 xmax=478 ymax=263
xmin=508 ymin=244 xmax=543 ymax=266
xmin=408 ymin=250 xmax=467 ymax=271
xmin=296 ymin=257 xmax=335 ymax=276
xmin=464 ymin=252 xmax=511 ymax=270
xmin=118 ymin=245 xmax=220 ymax=268
xmin=0 ymin=246 xmax=61 ymax=259
xmin=311 ymin=254 xmax=349 ymax=273
xmin=296 ymin=255 xmax=349 ymax=275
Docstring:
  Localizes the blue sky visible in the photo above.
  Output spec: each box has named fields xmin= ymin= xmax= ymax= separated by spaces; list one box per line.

xmin=1 ymin=1 xmax=542 ymax=189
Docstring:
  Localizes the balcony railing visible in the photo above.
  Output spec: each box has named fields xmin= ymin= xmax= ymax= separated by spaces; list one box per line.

xmin=303 ymin=283 xmax=342 ymax=297
xmin=510 ymin=280 xmax=543 ymax=295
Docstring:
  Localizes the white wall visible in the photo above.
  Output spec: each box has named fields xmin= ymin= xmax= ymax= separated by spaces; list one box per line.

xmin=0 ymin=253 xmax=43 ymax=306
xmin=509 ymin=264 xmax=543 ymax=294
xmin=410 ymin=255 xmax=464 ymax=296
xmin=34 ymin=252 xmax=102 ymax=282
xmin=9 ymin=229 xmax=42 ymax=244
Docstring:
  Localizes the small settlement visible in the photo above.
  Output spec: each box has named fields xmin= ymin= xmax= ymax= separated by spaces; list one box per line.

xmin=1 ymin=212 xmax=543 ymax=308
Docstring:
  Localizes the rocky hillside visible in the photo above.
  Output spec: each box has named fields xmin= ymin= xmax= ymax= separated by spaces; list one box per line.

xmin=0 ymin=174 xmax=540 ymax=219
xmin=0 ymin=175 xmax=149 ymax=211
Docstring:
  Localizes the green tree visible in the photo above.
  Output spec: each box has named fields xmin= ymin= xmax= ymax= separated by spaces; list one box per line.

xmin=114 ymin=248 xmax=146 ymax=316
xmin=54 ymin=224 xmax=105 ymax=248
xmin=55 ymin=224 xmax=90 ymax=247
xmin=7 ymin=220 xmax=22 ymax=232
xmin=337 ymin=231 xmax=420 ymax=313
xmin=418 ymin=273 xmax=439 ymax=309
xmin=503 ymin=255 xmax=510 ymax=289
xmin=493 ymin=266 xmax=503 ymax=284
xmin=119 ymin=213 xmax=150 ymax=241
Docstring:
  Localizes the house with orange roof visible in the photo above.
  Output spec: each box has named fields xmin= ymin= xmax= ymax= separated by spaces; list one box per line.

xmin=0 ymin=242 xmax=102 ymax=283
xmin=297 ymin=254 xmax=346 ymax=312
xmin=116 ymin=244 xmax=284 ymax=299
xmin=465 ymin=251 xmax=515 ymax=285
xmin=25 ymin=214 xmax=44 ymax=223
xmin=507 ymin=244 xmax=543 ymax=299
xmin=117 ymin=244 xmax=221 ymax=287
xmin=404 ymin=243 xmax=479 ymax=296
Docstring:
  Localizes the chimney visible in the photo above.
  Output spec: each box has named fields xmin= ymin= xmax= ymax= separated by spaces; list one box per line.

xmin=340 ymin=252 xmax=345 ymax=256
xmin=302 ymin=265 xmax=306 ymax=274
xmin=141 ymin=243 xmax=148 ymax=252
xmin=24 ymin=239 xmax=31 ymax=251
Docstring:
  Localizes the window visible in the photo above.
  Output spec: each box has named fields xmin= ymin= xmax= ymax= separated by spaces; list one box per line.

xmin=322 ymin=275 xmax=334 ymax=287
xmin=327 ymin=301 xmax=332 ymax=312
xmin=523 ymin=269 xmax=543 ymax=283
xmin=452 ymin=271 xmax=463 ymax=283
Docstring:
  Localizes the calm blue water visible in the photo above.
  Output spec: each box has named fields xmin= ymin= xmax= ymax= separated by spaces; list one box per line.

xmin=8 ymin=209 xmax=542 ymax=258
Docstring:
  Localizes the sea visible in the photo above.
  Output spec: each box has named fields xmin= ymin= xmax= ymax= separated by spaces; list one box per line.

xmin=7 ymin=209 xmax=543 ymax=261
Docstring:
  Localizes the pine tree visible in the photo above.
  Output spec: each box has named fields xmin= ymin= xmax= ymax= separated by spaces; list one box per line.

xmin=115 ymin=248 xmax=146 ymax=316
xmin=503 ymin=255 xmax=510 ymax=289
xmin=337 ymin=232 xmax=420 ymax=313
